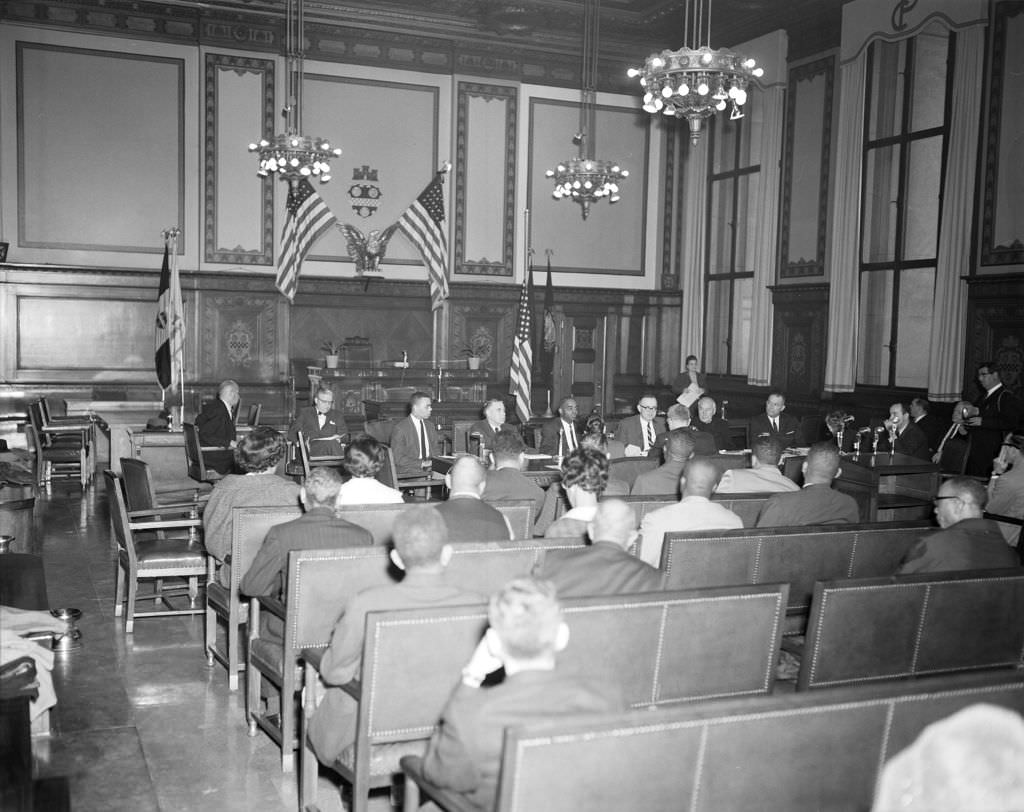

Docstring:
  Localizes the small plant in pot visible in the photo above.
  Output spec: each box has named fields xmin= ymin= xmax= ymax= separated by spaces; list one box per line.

xmin=461 ymin=334 xmax=492 ymax=370
xmin=322 ymin=340 xmax=342 ymax=369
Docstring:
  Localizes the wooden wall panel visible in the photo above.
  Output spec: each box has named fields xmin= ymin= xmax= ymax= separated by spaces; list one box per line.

xmin=770 ymin=284 xmax=828 ymax=399
xmin=964 ymin=274 xmax=1024 ymax=393
xmin=197 ymin=292 xmax=282 ymax=383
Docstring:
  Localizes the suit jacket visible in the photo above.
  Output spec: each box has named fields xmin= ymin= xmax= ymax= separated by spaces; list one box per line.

xmin=653 ymin=426 xmax=716 ymax=459
xmin=631 ymin=459 xmax=686 ymax=497
xmin=967 ymin=385 xmax=1023 ymax=477
xmin=482 ymin=468 xmax=545 ymax=520
xmin=749 ymin=412 xmax=803 ymax=447
xmin=755 ymin=483 xmax=860 ymax=528
xmin=390 ymin=415 xmax=442 ymax=478
xmin=421 ymin=669 xmax=624 ymax=812
xmin=468 ymin=420 xmax=503 ymax=451
xmin=239 ymin=507 xmax=372 ymax=600
xmin=287 ymin=407 xmax=348 ymax=455
xmin=616 ymin=414 xmax=667 ymax=455
xmin=897 ymin=518 xmax=1021 ymax=575
xmin=914 ymin=413 xmax=947 ymax=454
xmin=539 ymin=417 xmax=580 ymax=456
xmin=533 ymin=542 xmax=665 ymax=598
xmin=195 ymin=398 xmax=236 ymax=448
xmin=435 ymin=495 xmax=513 ymax=541
xmin=694 ymin=416 xmax=734 ymax=451
xmin=877 ymin=420 xmax=930 ymax=460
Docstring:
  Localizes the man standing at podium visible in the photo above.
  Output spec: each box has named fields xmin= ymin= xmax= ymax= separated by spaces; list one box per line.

xmin=287 ymin=386 xmax=348 ymax=456
xmin=391 ymin=391 xmax=441 ymax=478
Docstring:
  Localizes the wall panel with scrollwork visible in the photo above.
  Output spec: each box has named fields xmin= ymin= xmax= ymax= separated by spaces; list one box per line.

xmin=198 ymin=292 xmax=282 ymax=383
xmin=770 ymin=284 xmax=828 ymax=398
xmin=965 ymin=274 xmax=1024 ymax=393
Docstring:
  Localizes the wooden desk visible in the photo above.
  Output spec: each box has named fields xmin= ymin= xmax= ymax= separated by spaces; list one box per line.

xmin=834 ymin=452 xmax=939 ymax=523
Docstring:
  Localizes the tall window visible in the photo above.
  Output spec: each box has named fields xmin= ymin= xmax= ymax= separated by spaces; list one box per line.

xmin=704 ymin=114 xmax=761 ymax=376
xmin=858 ymin=25 xmax=951 ymax=388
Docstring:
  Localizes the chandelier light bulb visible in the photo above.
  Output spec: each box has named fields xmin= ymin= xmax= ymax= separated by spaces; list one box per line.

xmin=743 ymin=58 xmax=756 ymax=69
xmin=697 ymin=82 xmax=709 ymax=95
xmin=627 ymin=67 xmax=640 ymax=77
xmin=701 ymin=51 xmax=713 ymax=65
xmin=651 ymin=56 xmax=665 ymax=68
xmin=677 ymin=82 xmax=689 ymax=96
xmin=716 ymin=99 xmax=727 ymax=111
xmin=661 ymin=85 xmax=673 ymax=98
xmin=734 ymin=88 xmax=747 ymax=105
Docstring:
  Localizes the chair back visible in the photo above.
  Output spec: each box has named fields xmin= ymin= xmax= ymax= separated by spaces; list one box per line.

xmin=491 ymin=499 xmax=534 ymax=539
xmin=120 ymin=458 xmax=158 ymax=513
xmin=182 ymin=423 xmax=208 ymax=481
xmin=247 ymin=403 xmax=263 ymax=427
xmin=23 ymin=424 xmax=43 ymax=480
xmin=231 ymin=505 xmax=303 ymax=591
xmin=937 ymin=431 xmax=970 ymax=476
xmin=104 ymin=470 xmax=139 ymax=570
xmin=607 ymin=457 xmax=660 ymax=489
xmin=26 ymin=402 xmax=50 ymax=448
xmin=296 ymin=431 xmax=312 ymax=479
xmin=335 ymin=503 xmax=411 ymax=545
xmin=376 ymin=445 xmax=399 ymax=490
xmin=451 ymin=420 xmax=475 ymax=454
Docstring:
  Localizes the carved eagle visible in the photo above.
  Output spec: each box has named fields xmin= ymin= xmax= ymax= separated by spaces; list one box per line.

xmin=338 ymin=222 xmax=399 ymax=276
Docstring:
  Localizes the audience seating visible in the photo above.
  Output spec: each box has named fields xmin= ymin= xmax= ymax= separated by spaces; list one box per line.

xmin=986 ymin=510 xmax=1024 ymax=559
xmin=299 ymin=582 xmax=787 ymax=812
xmin=401 ymin=670 xmax=1024 ymax=812
xmin=659 ymin=521 xmax=931 ymax=621
xmin=247 ymin=538 xmax=585 ymax=773
xmin=206 ymin=505 xmax=302 ymax=691
xmin=120 ymin=458 xmax=207 ymax=527
xmin=605 ymin=493 xmax=772 ymax=529
xmin=797 ymin=567 xmax=1024 ymax=691
xmin=104 ymin=470 xmax=209 ymax=633
xmin=26 ymin=402 xmax=90 ymax=487
xmin=182 ymin=422 xmax=224 ymax=484
xmin=606 ymin=457 xmax=659 ymax=489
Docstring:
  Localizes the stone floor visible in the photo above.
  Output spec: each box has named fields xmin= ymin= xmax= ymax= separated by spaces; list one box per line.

xmin=16 ymin=478 xmax=364 ymax=812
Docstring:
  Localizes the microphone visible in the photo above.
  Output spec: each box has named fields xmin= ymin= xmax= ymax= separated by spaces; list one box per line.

xmin=842 ymin=415 xmax=855 ymax=424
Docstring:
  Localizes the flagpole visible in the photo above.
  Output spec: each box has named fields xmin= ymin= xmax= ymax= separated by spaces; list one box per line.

xmin=542 ymin=248 xmax=555 ymax=418
xmin=161 ymin=226 xmax=183 ymax=430
xmin=525 ymin=209 xmax=532 ymax=422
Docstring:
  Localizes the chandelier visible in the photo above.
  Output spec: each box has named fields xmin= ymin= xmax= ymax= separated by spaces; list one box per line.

xmin=248 ymin=0 xmax=340 ymax=181
xmin=627 ymin=0 xmax=763 ymax=145
xmin=545 ymin=0 xmax=627 ymax=219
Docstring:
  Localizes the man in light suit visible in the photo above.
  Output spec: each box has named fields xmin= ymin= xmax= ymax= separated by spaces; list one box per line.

xmin=287 ymin=386 xmax=348 ymax=456
xmin=390 ymin=391 xmax=442 ymax=479
xmin=539 ymin=397 xmax=580 ymax=456
xmin=749 ymin=392 xmax=803 ymax=448
xmin=615 ymin=394 xmax=666 ymax=458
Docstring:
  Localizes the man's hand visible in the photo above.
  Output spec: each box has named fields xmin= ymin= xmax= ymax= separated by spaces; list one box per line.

xmin=623 ymin=444 xmax=642 ymax=457
xmin=460 ymin=636 xmax=502 ymax=688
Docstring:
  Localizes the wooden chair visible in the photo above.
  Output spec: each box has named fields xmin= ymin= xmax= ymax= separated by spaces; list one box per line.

xmin=295 ymin=430 xmax=345 ymax=480
xmin=206 ymin=505 xmax=301 ymax=690
xmin=451 ymin=420 xmax=475 ymax=454
xmin=104 ymin=470 xmax=209 ymax=633
xmin=246 ymin=403 xmax=263 ymax=427
xmin=120 ymin=457 xmax=207 ymax=522
xmin=26 ymin=402 xmax=90 ymax=487
xmin=183 ymin=422 xmax=224 ymax=484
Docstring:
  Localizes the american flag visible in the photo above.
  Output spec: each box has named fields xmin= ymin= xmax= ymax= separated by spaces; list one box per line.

xmin=154 ymin=242 xmax=184 ymax=392
xmin=276 ymin=178 xmax=337 ymax=301
xmin=397 ymin=172 xmax=449 ymax=310
xmin=509 ymin=270 xmax=534 ymax=423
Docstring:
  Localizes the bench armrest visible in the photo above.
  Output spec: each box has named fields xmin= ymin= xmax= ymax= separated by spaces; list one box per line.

xmin=127 ymin=516 xmax=203 ymax=531
xmin=399 ymin=755 xmax=477 ymax=812
xmin=259 ymin=596 xmax=286 ymax=621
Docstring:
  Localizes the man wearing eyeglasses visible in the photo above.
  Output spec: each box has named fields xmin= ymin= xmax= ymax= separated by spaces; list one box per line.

xmin=896 ymin=476 xmax=1020 ymax=574
xmin=962 ymin=362 xmax=1022 ymax=478
xmin=616 ymin=394 xmax=666 ymax=458
xmin=287 ymin=385 xmax=348 ymax=456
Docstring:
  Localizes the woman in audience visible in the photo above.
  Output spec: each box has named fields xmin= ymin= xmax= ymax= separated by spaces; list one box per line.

xmin=335 ymin=435 xmax=404 ymax=505
xmin=987 ymin=432 xmax=1024 ymax=548
xmin=202 ymin=427 xmax=300 ymax=586
xmin=543 ymin=447 xmax=608 ymax=540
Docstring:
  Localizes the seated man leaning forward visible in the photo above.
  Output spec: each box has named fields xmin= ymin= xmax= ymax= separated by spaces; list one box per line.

xmin=481 ymin=428 xmax=545 ymax=522
xmin=755 ymin=441 xmax=860 ymax=528
xmin=543 ymin=447 xmax=608 ymax=541
xmin=202 ymin=427 xmax=301 ymax=586
xmin=287 ymin=385 xmax=348 ymax=457
xmin=420 ymin=577 xmax=625 ymax=812
xmin=638 ymin=457 xmax=743 ymax=567
xmin=334 ymin=434 xmax=404 ymax=506
xmin=716 ymin=436 xmax=799 ymax=494
xmin=435 ymin=455 xmax=514 ymax=542
xmin=631 ymin=428 xmax=695 ymax=497
xmin=307 ymin=506 xmax=485 ymax=766
xmin=653 ymin=403 xmax=717 ymax=458
xmin=616 ymin=393 xmax=666 ymax=458
xmin=533 ymin=499 xmax=665 ymax=597
xmin=240 ymin=467 xmax=373 ymax=608
xmin=897 ymin=476 xmax=1022 ymax=575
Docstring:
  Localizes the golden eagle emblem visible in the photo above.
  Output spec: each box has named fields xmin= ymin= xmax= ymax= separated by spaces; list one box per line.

xmin=338 ymin=222 xmax=399 ymax=276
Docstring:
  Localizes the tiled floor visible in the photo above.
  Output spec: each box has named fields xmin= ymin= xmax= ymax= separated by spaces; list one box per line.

xmin=17 ymin=480 xmax=359 ymax=812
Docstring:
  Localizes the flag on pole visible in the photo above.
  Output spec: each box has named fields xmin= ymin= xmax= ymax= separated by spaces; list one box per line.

xmin=277 ymin=178 xmax=337 ymax=301
xmin=541 ymin=258 xmax=556 ymax=388
xmin=155 ymin=242 xmax=184 ymax=392
xmin=509 ymin=271 xmax=534 ymax=424
xmin=397 ymin=172 xmax=449 ymax=310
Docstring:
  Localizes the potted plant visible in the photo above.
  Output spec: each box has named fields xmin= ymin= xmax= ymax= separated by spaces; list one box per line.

xmin=461 ymin=334 xmax=491 ymax=370
xmin=322 ymin=340 xmax=342 ymax=369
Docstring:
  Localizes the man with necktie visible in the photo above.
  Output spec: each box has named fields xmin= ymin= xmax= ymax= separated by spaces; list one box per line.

xmin=615 ymin=394 xmax=666 ymax=458
xmin=749 ymin=392 xmax=803 ymax=448
xmin=287 ymin=385 xmax=348 ymax=456
xmin=391 ymin=391 xmax=442 ymax=478
xmin=539 ymin=397 xmax=580 ymax=456
xmin=878 ymin=402 xmax=930 ymax=459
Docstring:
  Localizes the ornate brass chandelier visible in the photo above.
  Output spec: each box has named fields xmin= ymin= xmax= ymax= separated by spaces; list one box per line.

xmin=249 ymin=0 xmax=341 ymax=181
xmin=545 ymin=0 xmax=627 ymax=219
xmin=628 ymin=0 xmax=763 ymax=145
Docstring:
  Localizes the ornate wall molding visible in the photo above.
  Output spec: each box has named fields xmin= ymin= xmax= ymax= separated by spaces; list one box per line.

xmin=770 ymin=284 xmax=829 ymax=397
xmin=199 ymin=292 xmax=280 ymax=381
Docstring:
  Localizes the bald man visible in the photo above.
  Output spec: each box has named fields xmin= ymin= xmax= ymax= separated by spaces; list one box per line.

xmin=637 ymin=457 xmax=743 ymax=567
xmin=756 ymin=441 xmax=861 ymax=527
xmin=532 ymin=499 xmax=665 ymax=597
xmin=434 ymin=455 xmax=513 ymax=541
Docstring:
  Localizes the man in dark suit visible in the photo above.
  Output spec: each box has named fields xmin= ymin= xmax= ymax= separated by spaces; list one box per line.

xmin=194 ymin=379 xmax=240 ymax=474
xmin=878 ymin=402 xmax=930 ymax=459
xmin=964 ymin=361 xmax=1023 ymax=478
xmin=756 ymin=442 xmax=860 ymax=527
xmin=539 ymin=397 xmax=580 ymax=457
xmin=239 ymin=467 xmax=373 ymax=641
xmin=482 ymin=428 xmax=545 ymax=523
xmin=469 ymin=398 xmax=507 ymax=453
xmin=694 ymin=396 xmax=735 ymax=451
xmin=390 ymin=391 xmax=442 ymax=478
xmin=533 ymin=499 xmax=664 ymax=597
xmin=286 ymin=385 xmax=348 ymax=456
xmin=420 ymin=577 xmax=625 ymax=812
xmin=910 ymin=397 xmax=946 ymax=455
xmin=749 ymin=392 xmax=803 ymax=448
xmin=436 ymin=456 xmax=513 ymax=541
xmin=615 ymin=393 xmax=667 ymax=458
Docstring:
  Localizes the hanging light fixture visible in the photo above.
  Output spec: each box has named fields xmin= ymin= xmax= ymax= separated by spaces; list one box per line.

xmin=545 ymin=0 xmax=628 ymax=220
xmin=248 ymin=0 xmax=340 ymax=181
xmin=627 ymin=0 xmax=764 ymax=145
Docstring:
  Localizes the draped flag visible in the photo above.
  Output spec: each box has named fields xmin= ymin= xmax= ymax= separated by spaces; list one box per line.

xmin=397 ymin=171 xmax=450 ymax=310
xmin=540 ymin=258 xmax=556 ymax=388
xmin=277 ymin=178 xmax=337 ymax=301
xmin=154 ymin=242 xmax=184 ymax=392
xmin=509 ymin=271 xmax=534 ymax=423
